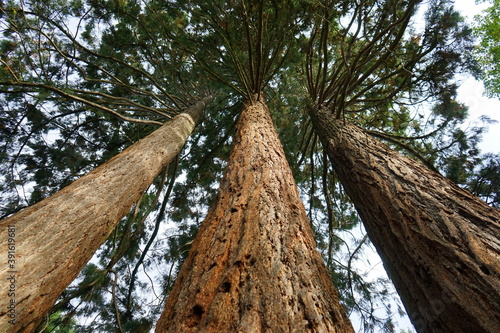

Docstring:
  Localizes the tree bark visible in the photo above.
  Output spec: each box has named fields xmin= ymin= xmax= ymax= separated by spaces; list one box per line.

xmin=312 ymin=109 xmax=500 ymax=333
xmin=155 ymin=97 xmax=354 ymax=333
xmin=0 ymin=96 xmax=211 ymax=333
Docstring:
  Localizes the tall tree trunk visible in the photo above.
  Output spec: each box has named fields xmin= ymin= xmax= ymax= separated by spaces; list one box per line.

xmin=155 ymin=97 xmax=354 ymax=333
xmin=312 ymin=109 xmax=500 ymax=333
xmin=0 ymin=96 xmax=211 ymax=333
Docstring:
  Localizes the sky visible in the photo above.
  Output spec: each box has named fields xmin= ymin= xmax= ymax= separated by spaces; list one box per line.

xmin=457 ymin=77 xmax=500 ymax=154
xmin=455 ymin=0 xmax=500 ymax=155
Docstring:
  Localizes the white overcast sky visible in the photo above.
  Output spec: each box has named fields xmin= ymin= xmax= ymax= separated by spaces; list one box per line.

xmin=455 ymin=0 xmax=500 ymax=155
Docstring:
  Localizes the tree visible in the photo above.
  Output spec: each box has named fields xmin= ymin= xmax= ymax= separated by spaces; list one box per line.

xmin=0 ymin=0 xmax=498 ymax=332
xmin=0 ymin=0 xmax=356 ymax=331
xmin=304 ymin=0 xmax=500 ymax=331
xmin=0 ymin=96 xmax=211 ymax=332
xmin=312 ymin=114 xmax=500 ymax=333
xmin=467 ymin=153 xmax=500 ymax=207
xmin=156 ymin=95 xmax=354 ymax=332
xmin=0 ymin=0 xmax=209 ymax=218
xmin=474 ymin=0 xmax=500 ymax=97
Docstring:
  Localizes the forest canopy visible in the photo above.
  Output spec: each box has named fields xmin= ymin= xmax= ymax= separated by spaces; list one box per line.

xmin=0 ymin=0 xmax=498 ymax=332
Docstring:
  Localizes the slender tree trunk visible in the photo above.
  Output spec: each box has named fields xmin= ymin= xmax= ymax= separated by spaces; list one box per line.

xmin=155 ymin=97 xmax=354 ymax=333
xmin=311 ymin=109 xmax=500 ymax=333
xmin=0 ymin=96 xmax=211 ymax=333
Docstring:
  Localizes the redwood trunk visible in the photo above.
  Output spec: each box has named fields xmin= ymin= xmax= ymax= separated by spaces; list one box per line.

xmin=0 ymin=97 xmax=211 ymax=333
xmin=155 ymin=98 xmax=354 ymax=333
xmin=312 ymin=110 xmax=500 ymax=333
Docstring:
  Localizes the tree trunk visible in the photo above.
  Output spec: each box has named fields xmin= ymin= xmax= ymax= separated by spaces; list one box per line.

xmin=312 ymin=109 xmax=500 ymax=333
xmin=0 ymin=96 xmax=211 ymax=333
xmin=155 ymin=97 xmax=354 ymax=333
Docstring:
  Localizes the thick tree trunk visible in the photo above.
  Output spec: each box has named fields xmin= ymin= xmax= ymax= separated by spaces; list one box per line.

xmin=312 ymin=109 xmax=500 ymax=333
xmin=0 ymin=96 xmax=211 ymax=333
xmin=155 ymin=97 xmax=354 ymax=333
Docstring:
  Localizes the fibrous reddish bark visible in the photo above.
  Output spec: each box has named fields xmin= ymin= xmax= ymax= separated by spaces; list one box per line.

xmin=155 ymin=97 xmax=354 ymax=333
xmin=0 ymin=96 xmax=211 ymax=333
xmin=312 ymin=110 xmax=500 ymax=333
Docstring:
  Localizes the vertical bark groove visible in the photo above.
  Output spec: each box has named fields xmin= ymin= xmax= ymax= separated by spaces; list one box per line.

xmin=155 ymin=98 xmax=354 ymax=333
xmin=313 ymin=111 xmax=500 ymax=333
xmin=0 ymin=97 xmax=211 ymax=333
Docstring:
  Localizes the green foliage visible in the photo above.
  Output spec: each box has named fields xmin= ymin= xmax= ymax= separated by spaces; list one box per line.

xmin=38 ymin=310 xmax=78 ymax=332
xmin=474 ymin=0 xmax=500 ymax=97
xmin=467 ymin=153 xmax=500 ymax=207
xmin=161 ymin=0 xmax=314 ymax=99
xmin=0 ymin=0 xmax=496 ymax=332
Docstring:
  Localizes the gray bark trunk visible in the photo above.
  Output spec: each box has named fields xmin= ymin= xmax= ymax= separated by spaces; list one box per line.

xmin=0 ymin=96 xmax=211 ymax=333
xmin=155 ymin=97 xmax=354 ymax=333
xmin=312 ymin=109 xmax=500 ymax=333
